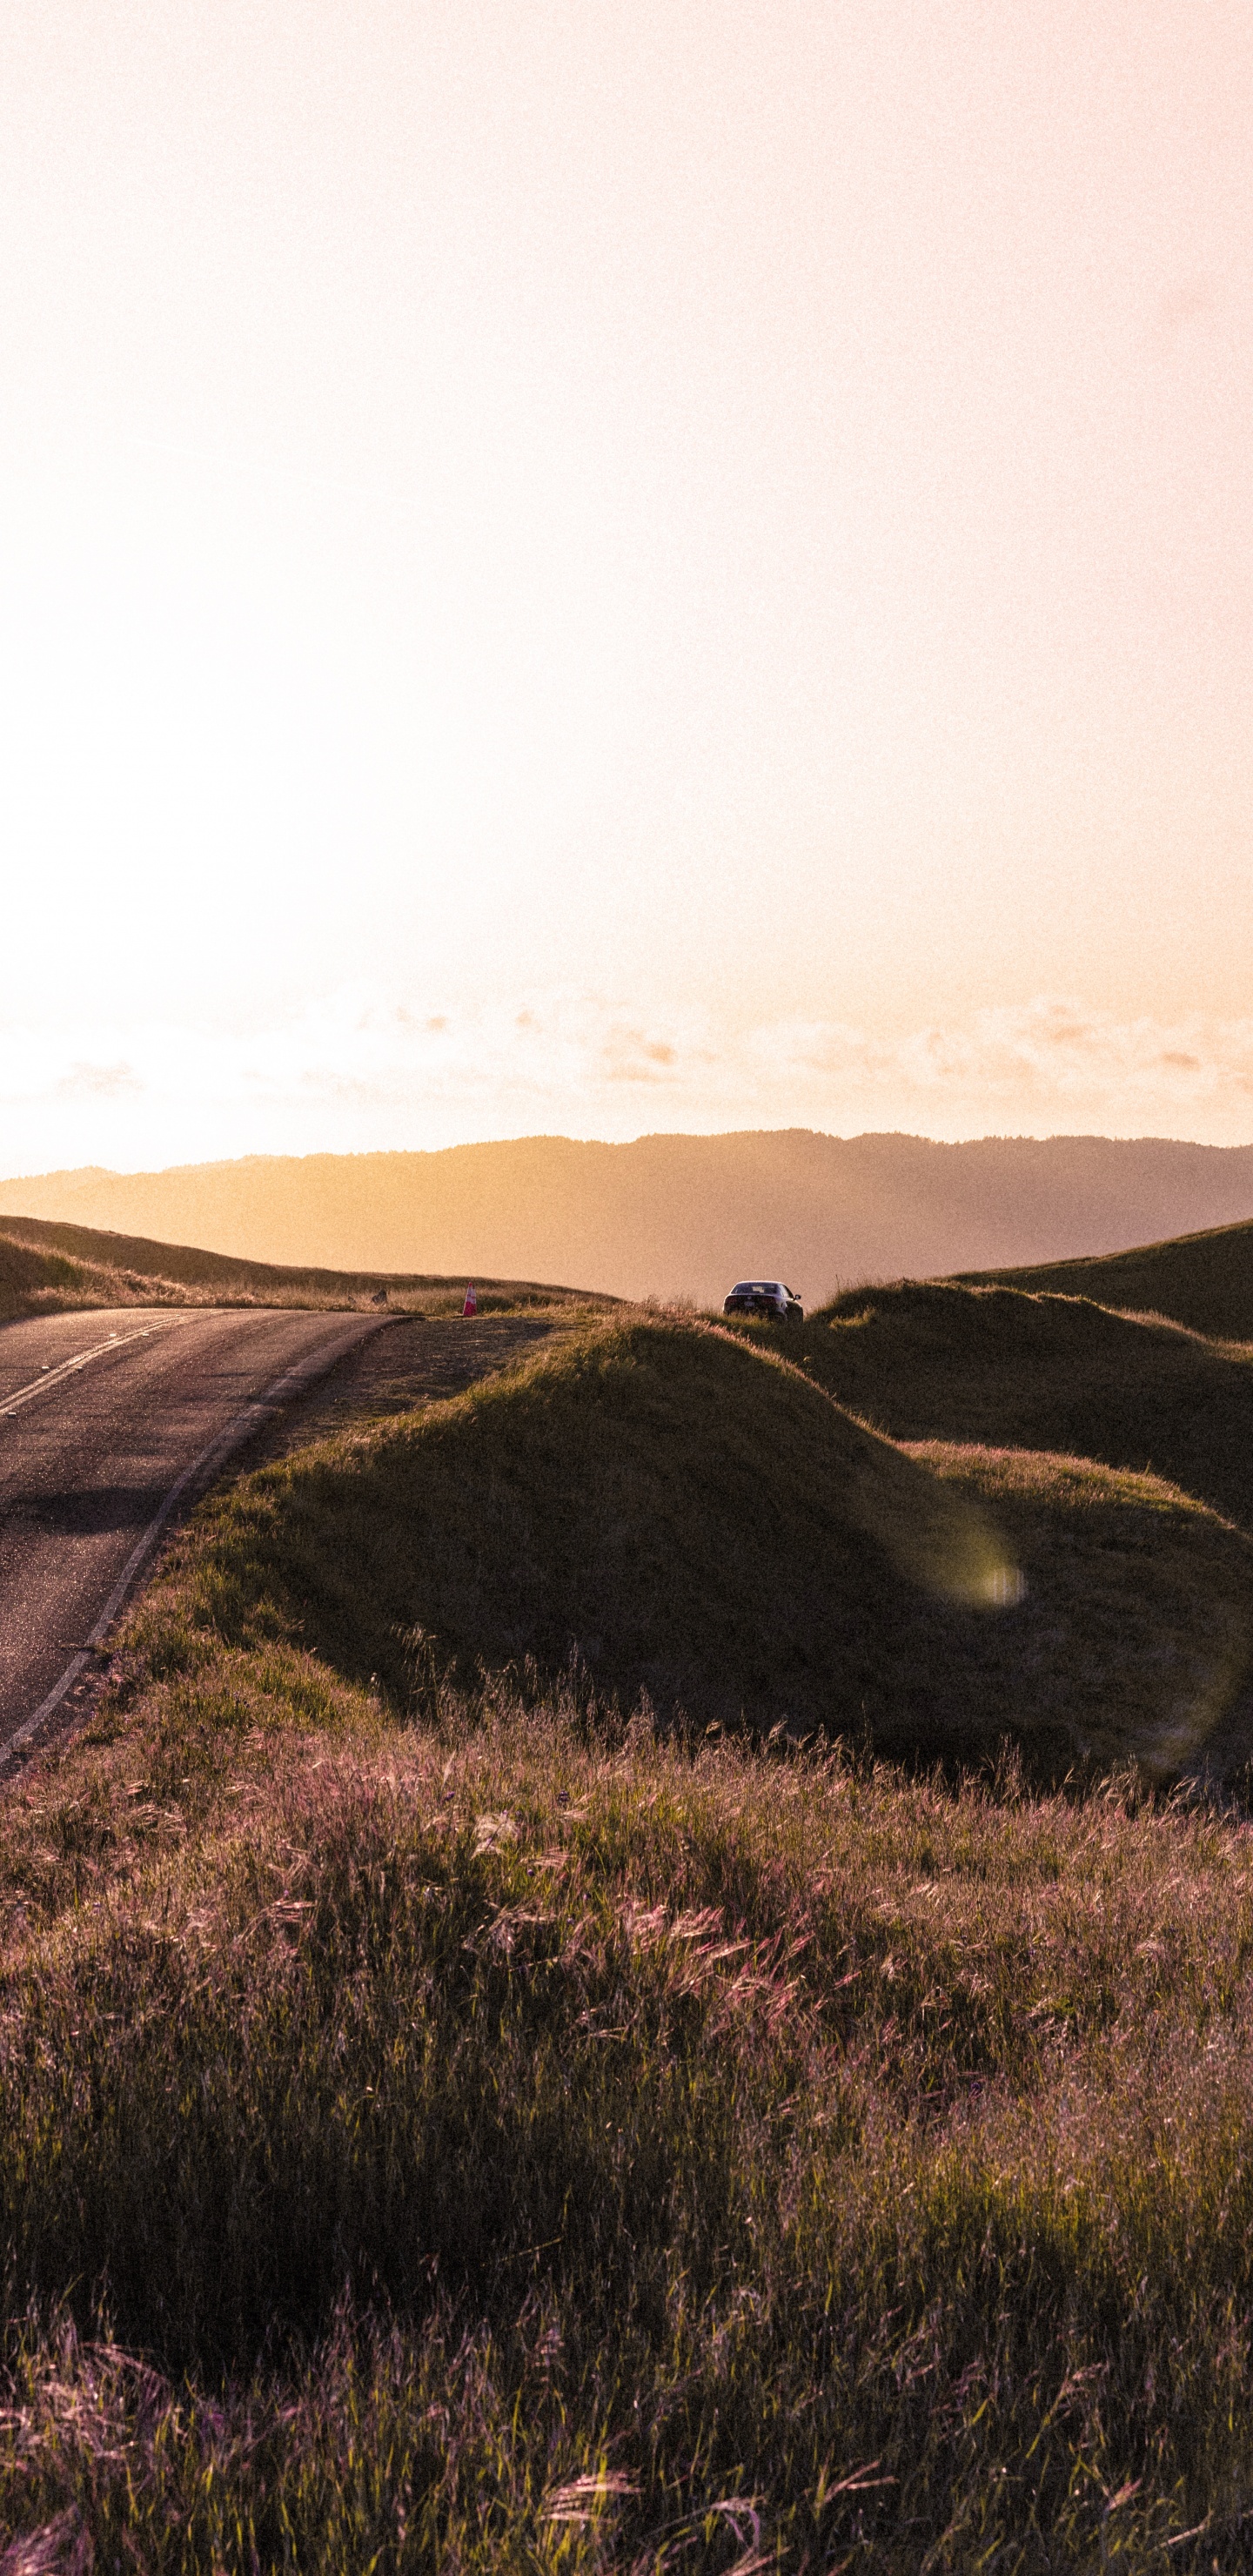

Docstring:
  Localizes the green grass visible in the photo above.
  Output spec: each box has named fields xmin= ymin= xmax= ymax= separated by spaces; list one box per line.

xmin=7 ymin=1306 xmax=1253 ymax=2564
xmin=916 ymin=1441 xmax=1253 ymax=1777
xmin=152 ymin=1314 xmax=1006 ymax=1749
xmin=959 ymin=1209 xmax=1253 ymax=1338
xmin=0 ymin=1211 xmax=612 ymax=1321
xmin=132 ymin=1311 xmax=1253 ymax=1784
xmin=3 ymin=1613 xmax=1253 ymax=2566
xmin=737 ymin=1278 xmax=1253 ymax=1539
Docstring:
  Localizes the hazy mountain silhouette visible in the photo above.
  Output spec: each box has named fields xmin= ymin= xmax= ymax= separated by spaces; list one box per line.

xmin=4 ymin=1131 xmax=1253 ymax=1305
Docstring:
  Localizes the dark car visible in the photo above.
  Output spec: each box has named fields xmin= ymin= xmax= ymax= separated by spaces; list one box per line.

xmin=722 ymin=1278 xmax=803 ymax=1322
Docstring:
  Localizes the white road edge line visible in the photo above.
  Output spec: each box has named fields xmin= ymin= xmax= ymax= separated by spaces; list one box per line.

xmin=0 ymin=1315 xmax=392 ymax=1779
xmin=0 ymin=1319 xmax=187 ymax=1419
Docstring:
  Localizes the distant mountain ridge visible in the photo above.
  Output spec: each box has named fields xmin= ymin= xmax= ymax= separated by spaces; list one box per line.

xmin=4 ymin=1130 xmax=1253 ymax=1305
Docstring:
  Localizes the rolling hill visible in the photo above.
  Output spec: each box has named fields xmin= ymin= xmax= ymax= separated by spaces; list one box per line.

xmin=171 ymin=1311 xmax=1253 ymax=1783
xmin=10 ymin=1253 xmax=1253 ymax=2560
xmin=0 ymin=1211 xmax=601 ymax=1321
xmin=963 ymin=1211 xmax=1253 ymax=1338
xmin=734 ymin=1277 xmax=1253 ymax=1539
xmin=6 ymin=1129 xmax=1253 ymax=1302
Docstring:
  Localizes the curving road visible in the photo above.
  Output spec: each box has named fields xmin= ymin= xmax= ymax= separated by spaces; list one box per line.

xmin=0 ymin=1305 xmax=389 ymax=1765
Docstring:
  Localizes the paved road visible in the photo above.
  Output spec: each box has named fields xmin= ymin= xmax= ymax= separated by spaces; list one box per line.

xmin=0 ymin=1305 xmax=387 ymax=1760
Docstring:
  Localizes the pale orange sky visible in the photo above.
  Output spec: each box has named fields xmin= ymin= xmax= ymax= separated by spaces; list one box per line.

xmin=3 ymin=2 xmax=1251 ymax=1169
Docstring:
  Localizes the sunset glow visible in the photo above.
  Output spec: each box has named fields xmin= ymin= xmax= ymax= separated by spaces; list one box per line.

xmin=3 ymin=2 xmax=1250 ymax=1169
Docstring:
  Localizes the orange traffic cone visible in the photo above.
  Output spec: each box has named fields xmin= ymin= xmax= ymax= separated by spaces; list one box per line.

xmin=463 ymin=1282 xmax=477 ymax=1317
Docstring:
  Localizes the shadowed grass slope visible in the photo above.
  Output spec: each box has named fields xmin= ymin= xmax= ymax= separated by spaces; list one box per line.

xmin=959 ymin=1208 xmax=1253 ymax=1338
xmin=144 ymin=1313 xmax=1253 ymax=1781
xmin=6 ymin=1320 xmax=1253 ymax=2559
xmin=744 ymin=1278 xmax=1253 ymax=1538
xmin=3 ymin=1644 xmax=1253 ymax=2566
xmin=151 ymin=1317 xmax=1005 ymax=1757
xmin=0 ymin=1231 xmax=88 ymax=1318
xmin=0 ymin=1211 xmax=608 ymax=1321
xmin=917 ymin=1442 xmax=1253 ymax=1778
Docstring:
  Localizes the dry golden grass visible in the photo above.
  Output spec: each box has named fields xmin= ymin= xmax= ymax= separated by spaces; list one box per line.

xmin=962 ymin=1208 xmax=1253 ymax=1338
xmin=3 ymin=1627 xmax=1253 ymax=2566
xmin=733 ymin=1277 xmax=1253 ymax=1539
xmin=0 ymin=1213 xmax=611 ymax=1321
xmin=144 ymin=1310 xmax=1253 ymax=1785
xmin=3 ymin=1298 xmax=1253 ymax=2563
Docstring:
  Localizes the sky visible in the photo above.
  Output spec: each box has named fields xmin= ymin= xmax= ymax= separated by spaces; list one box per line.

xmin=2 ymin=0 xmax=1251 ymax=1172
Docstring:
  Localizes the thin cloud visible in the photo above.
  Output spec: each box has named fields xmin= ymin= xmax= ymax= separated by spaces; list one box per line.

xmin=602 ymin=1025 xmax=680 ymax=1084
xmin=760 ymin=1001 xmax=1253 ymax=1130
xmin=55 ymin=1060 xmax=144 ymax=1098
xmin=8 ymin=991 xmax=1253 ymax=1168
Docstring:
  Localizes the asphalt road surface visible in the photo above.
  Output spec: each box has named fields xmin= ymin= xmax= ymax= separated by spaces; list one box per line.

xmin=0 ymin=1305 xmax=388 ymax=1763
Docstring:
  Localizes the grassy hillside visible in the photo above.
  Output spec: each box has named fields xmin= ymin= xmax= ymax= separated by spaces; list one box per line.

xmin=143 ymin=1314 xmax=1253 ymax=1785
xmin=735 ymin=1278 xmax=1253 ymax=1540
xmin=7 ymin=1129 xmax=1253 ymax=1299
xmin=0 ymin=1211 xmax=606 ymax=1323
xmin=3 ymin=1454 xmax=1253 ymax=2561
xmin=962 ymin=1209 xmax=1253 ymax=1338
